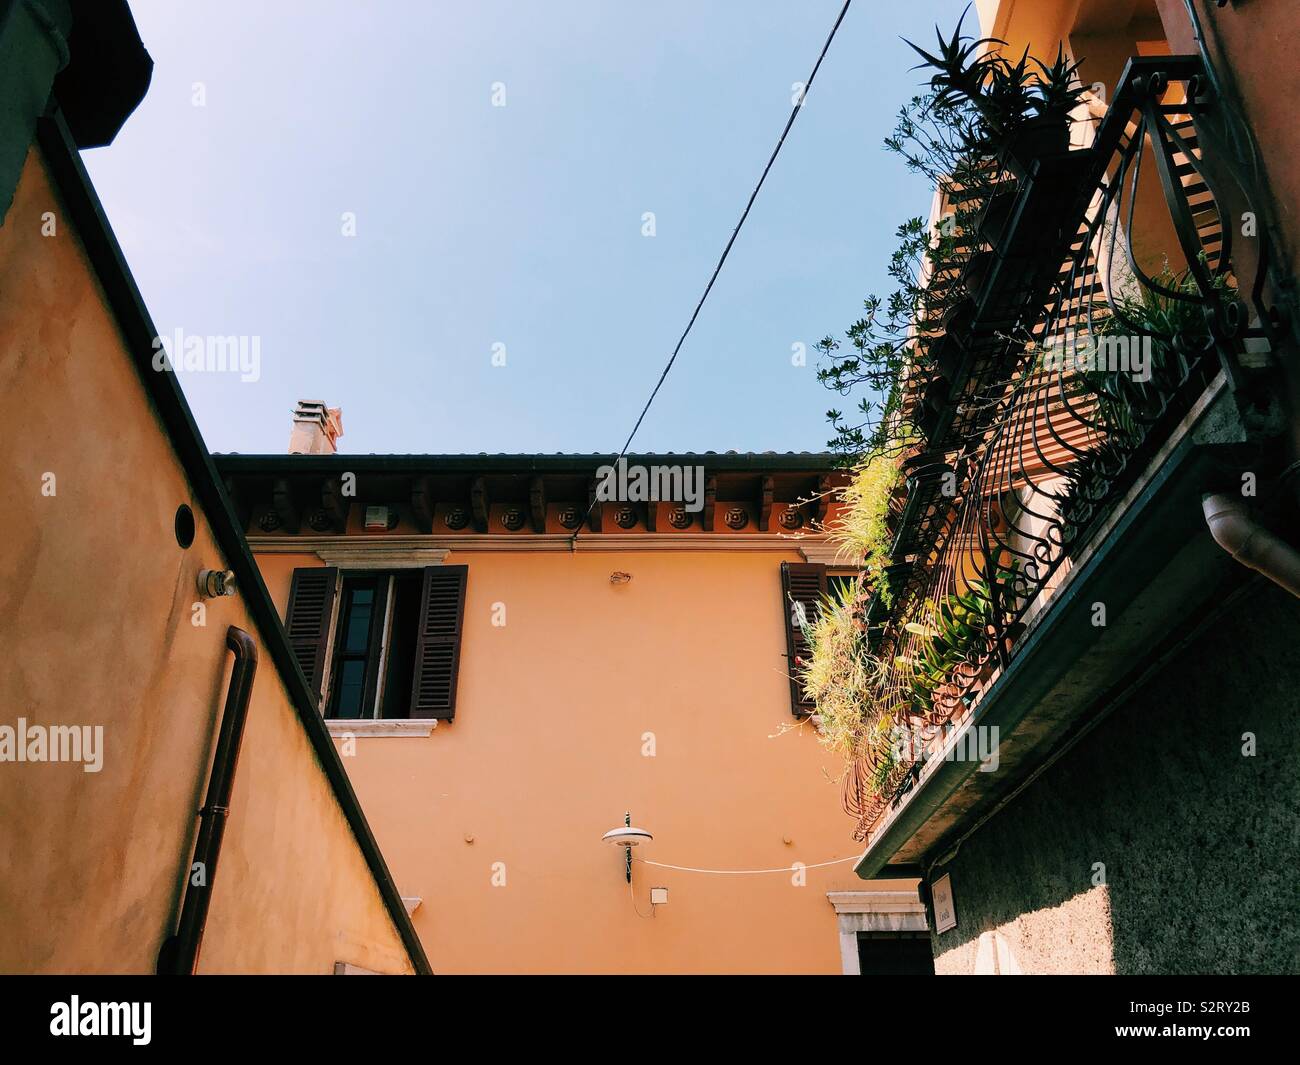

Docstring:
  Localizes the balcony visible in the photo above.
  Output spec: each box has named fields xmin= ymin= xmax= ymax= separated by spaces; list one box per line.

xmin=845 ymin=54 xmax=1292 ymax=867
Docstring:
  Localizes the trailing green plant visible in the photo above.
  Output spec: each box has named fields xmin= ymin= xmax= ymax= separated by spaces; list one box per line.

xmin=817 ymin=212 xmax=955 ymax=457
xmin=817 ymin=196 xmax=983 ymax=454
xmin=822 ymin=8 xmax=1091 ymax=458
xmin=798 ymin=576 xmax=878 ymax=759
xmin=883 ymin=93 xmax=991 ymax=193
xmin=865 ymin=716 xmax=903 ymax=798
xmin=798 ymin=581 xmax=910 ymax=802
xmin=824 ymin=434 xmax=916 ymax=603
xmin=803 ymin=8 xmax=1094 ymax=807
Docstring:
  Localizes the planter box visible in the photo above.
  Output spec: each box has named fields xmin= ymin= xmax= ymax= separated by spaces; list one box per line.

xmin=961 ymin=250 xmax=995 ymax=302
xmin=1000 ymin=116 xmax=1071 ymax=178
xmin=977 ymin=184 xmax=1021 ymax=256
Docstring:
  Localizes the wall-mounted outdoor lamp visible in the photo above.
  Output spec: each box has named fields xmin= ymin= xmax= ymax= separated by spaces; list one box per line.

xmin=602 ymin=811 xmax=653 ymax=883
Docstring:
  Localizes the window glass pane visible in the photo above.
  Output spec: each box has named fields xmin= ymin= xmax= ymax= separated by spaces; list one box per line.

xmin=334 ymin=659 xmax=368 ymax=718
xmin=379 ymin=572 xmax=423 ymax=719
xmin=343 ymin=588 xmax=374 ymax=653
xmin=327 ymin=577 xmax=383 ymax=719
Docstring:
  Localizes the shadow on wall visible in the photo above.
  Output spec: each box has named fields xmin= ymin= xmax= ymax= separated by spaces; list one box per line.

xmin=931 ymin=580 xmax=1300 ymax=975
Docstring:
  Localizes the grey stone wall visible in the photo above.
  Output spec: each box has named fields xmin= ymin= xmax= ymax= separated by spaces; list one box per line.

xmin=931 ymin=580 xmax=1300 ymax=975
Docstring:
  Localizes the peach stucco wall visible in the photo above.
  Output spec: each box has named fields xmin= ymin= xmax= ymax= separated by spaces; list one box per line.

xmin=256 ymin=546 xmax=872 ymax=974
xmin=1188 ymin=0 xmax=1300 ymax=284
xmin=0 ymin=146 xmax=412 ymax=974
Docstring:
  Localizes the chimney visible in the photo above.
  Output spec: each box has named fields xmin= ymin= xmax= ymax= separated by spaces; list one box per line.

xmin=288 ymin=400 xmax=343 ymax=455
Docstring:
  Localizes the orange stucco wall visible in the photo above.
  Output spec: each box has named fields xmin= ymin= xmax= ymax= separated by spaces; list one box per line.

xmin=256 ymin=545 xmax=877 ymax=974
xmin=1188 ymin=0 xmax=1300 ymax=285
xmin=0 ymin=146 xmax=413 ymax=974
xmin=985 ymin=0 xmax=1300 ymax=280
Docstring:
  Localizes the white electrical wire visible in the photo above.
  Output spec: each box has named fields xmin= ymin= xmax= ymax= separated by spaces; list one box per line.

xmin=628 ymin=877 xmax=656 ymax=919
xmin=633 ymin=855 xmax=860 ymax=876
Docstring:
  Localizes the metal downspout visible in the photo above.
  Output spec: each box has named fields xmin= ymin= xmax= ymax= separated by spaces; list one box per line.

xmin=157 ymin=625 xmax=258 ymax=974
xmin=1202 ymin=493 xmax=1300 ymax=598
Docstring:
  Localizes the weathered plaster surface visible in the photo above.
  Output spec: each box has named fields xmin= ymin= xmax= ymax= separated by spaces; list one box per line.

xmin=933 ymin=583 xmax=1300 ymax=974
xmin=0 ymin=147 xmax=412 ymax=974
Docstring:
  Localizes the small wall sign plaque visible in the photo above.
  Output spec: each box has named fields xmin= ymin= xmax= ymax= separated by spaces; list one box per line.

xmin=932 ymin=873 xmax=957 ymax=934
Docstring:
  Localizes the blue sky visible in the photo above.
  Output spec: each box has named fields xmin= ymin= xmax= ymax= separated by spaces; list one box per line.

xmin=85 ymin=0 xmax=957 ymax=456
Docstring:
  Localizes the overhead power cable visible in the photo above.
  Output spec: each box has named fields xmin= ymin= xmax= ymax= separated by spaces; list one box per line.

xmin=572 ymin=0 xmax=855 ymax=543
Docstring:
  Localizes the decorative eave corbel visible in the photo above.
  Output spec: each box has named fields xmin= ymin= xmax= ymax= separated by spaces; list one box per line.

xmin=758 ymin=475 xmax=774 ymax=532
xmin=272 ymin=478 xmax=299 ymax=534
xmin=410 ymin=475 xmax=435 ymax=534
xmin=529 ymin=475 xmax=546 ymax=533
xmin=816 ymin=474 xmax=832 ymax=527
xmin=470 ymin=476 xmax=489 ymax=533
xmin=321 ymin=477 xmax=351 ymax=534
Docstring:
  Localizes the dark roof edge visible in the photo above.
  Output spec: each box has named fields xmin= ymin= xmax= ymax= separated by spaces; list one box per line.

xmin=36 ymin=110 xmax=432 ymax=975
xmin=214 ymin=453 xmax=846 ymax=474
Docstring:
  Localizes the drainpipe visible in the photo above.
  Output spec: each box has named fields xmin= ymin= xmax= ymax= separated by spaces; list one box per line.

xmin=1202 ymin=493 xmax=1300 ymax=598
xmin=158 ymin=625 xmax=258 ymax=974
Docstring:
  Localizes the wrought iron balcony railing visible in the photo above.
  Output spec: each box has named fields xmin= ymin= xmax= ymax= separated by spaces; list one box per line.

xmin=845 ymin=54 xmax=1289 ymax=839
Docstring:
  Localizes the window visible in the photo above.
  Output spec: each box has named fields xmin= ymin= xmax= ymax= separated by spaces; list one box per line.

xmin=326 ymin=572 xmax=427 ymax=719
xmin=285 ymin=565 xmax=468 ymax=721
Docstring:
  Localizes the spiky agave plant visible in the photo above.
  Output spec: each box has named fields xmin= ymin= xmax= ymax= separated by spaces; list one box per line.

xmin=905 ymin=6 xmax=1087 ymax=163
xmin=1032 ymin=44 xmax=1088 ymax=123
xmin=1090 ymin=263 xmax=1232 ymax=436
xmin=903 ymin=4 xmax=1006 ymax=129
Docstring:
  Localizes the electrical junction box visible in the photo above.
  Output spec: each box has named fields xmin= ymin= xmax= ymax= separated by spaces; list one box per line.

xmin=650 ymin=887 xmax=669 ymax=906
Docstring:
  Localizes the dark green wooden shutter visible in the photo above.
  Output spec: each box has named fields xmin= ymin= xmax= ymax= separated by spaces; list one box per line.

xmin=781 ymin=561 xmax=826 ymax=716
xmin=409 ymin=565 xmax=468 ymax=720
xmin=285 ymin=567 xmax=339 ymax=707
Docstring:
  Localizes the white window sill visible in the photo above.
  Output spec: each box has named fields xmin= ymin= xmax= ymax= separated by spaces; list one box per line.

xmin=325 ymin=719 xmax=437 ymax=738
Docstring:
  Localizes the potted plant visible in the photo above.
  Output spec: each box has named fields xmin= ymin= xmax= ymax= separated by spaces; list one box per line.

xmin=905 ymin=8 xmax=1087 ymax=176
xmin=927 ymin=334 xmax=964 ymax=380
xmin=1002 ymin=46 xmax=1086 ymax=171
xmin=898 ymin=563 xmax=1020 ymax=714
xmin=977 ymin=181 xmax=1021 ymax=251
